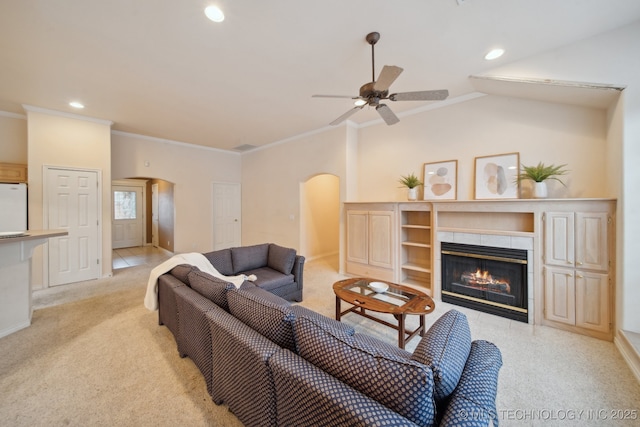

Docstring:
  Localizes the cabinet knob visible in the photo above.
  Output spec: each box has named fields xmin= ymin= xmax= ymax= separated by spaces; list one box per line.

xmin=576 ymin=261 xmax=583 ymax=265
xmin=577 ymin=274 xmax=584 ymax=279
xmin=567 ymin=273 xmax=573 ymax=277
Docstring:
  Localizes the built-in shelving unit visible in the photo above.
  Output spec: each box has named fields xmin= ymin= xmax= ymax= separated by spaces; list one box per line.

xmin=399 ymin=205 xmax=432 ymax=292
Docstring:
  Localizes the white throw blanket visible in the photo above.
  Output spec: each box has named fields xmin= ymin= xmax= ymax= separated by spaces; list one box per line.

xmin=144 ymin=252 xmax=256 ymax=311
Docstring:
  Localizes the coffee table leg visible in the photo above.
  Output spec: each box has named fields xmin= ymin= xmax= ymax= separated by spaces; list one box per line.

xmin=335 ymin=295 xmax=341 ymax=320
xmin=398 ymin=314 xmax=406 ymax=349
xmin=420 ymin=314 xmax=425 ymax=337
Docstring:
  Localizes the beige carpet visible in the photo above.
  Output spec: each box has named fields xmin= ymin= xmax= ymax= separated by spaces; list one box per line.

xmin=1 ymin=254 xmax=639 ymax=426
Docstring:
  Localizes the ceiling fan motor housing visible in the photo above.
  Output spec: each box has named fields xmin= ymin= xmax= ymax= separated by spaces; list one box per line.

xmin=359 ymin=82 xmax=388 ymax=104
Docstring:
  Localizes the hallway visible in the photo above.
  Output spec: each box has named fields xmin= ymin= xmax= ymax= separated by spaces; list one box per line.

xmin=112 ymin=246 xmax=172 ymax=270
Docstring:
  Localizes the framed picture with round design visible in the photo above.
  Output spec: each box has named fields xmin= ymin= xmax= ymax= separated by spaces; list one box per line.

xmin=474 ymin=152 xmax=520 ymax=199
xmin=423 ymin=160 xmax=457 ymax=200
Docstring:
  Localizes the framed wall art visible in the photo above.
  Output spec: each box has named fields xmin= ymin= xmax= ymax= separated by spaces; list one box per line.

xmin=423 ymin=160 xmax=457 ymax=200
xmin=474 ymin=152 xmax=520 ymax=199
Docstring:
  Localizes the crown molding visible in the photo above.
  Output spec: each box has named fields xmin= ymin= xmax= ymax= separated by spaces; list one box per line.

xmin=22 ymin=105 xmax=114 ymax=126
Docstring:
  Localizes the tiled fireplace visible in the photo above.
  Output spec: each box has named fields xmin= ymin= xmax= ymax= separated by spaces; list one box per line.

xmin=437 ymin=231 xmax=534 ymax=324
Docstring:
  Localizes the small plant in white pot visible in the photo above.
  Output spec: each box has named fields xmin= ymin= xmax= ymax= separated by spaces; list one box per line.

xmin=516 ymin=162 xmax=569 ymax=198
xmin=398 ymin=173 xmax=423 ymax=201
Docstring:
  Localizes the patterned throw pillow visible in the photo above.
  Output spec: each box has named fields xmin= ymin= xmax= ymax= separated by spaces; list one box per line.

xmin=227 ymin=287 xmax=296 ymax=351
xmin=411 ymin=309 xmax=472 ymax=404
xmin=267 ymin=244 xmax=297 ymax=274
xmin=188 ymin=270 xmax=235 ymax=311
xmin=294 ymin=314 xmax=436 ymax=426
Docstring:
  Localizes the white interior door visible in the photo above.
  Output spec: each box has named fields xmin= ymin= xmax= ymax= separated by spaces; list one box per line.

xmin=212 ymin=182 xmax=241 ymax=250
xmin=151 ymin=183 xmax=159 ymax=247
xmin=47 ymin=168 xmax=100 ymax=286
xmin=112 ymin=184 xmax=144 ymax=249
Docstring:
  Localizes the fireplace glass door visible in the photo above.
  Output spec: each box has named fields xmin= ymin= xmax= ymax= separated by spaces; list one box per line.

xmin=441 ymin=242 xmax=528 ymax=322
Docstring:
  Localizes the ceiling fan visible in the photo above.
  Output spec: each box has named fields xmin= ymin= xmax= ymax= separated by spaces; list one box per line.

xmin=313 ymin=32 xmax=449 ymax=126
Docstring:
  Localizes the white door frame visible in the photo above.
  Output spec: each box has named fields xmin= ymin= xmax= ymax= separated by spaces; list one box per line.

xmin=112 ymin=179 xmax=147 ymax=248
xmin=42 ymin=165 xmax=102 ymax=288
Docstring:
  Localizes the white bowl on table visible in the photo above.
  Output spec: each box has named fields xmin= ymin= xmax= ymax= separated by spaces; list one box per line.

xmin=368 ymin=281 xmax=389 ymax=293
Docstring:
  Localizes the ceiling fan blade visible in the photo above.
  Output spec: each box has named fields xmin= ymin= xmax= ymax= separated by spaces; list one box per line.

xmin=313 ymin=94 xmax=358 ymax=99
xmin=330 ymin=106 xmax=363 ymax=126
xmin=373 ymin=65 xmax=403 ymax=92
xmin=375 ymin=104 xmax=399 ymax=125
xmin=390 ymin=89 xmax=449 ymax=101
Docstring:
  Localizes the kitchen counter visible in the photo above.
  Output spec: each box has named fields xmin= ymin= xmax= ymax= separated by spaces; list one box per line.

xmin=0 ymin=229 xmax=68 ymax=338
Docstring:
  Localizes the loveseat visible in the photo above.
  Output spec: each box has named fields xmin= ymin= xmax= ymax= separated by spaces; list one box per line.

xmin=156 ymin=257 xmax=502 ymax=426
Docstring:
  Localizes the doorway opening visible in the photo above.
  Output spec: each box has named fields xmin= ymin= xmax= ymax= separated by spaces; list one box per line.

xmin=300 ymin=174 xmax=340 ymax=270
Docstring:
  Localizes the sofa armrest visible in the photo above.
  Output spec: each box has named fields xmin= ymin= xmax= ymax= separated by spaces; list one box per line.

xmin=292 ymin=255 xmax=305 ymax=291
xmin=439 ymin=340 xmax=502 ymax=427
xmin=270 ymin=348 xmax=419 ymax=427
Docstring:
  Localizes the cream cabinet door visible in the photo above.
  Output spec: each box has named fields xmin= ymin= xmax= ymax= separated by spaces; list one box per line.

xmin=575 ymin=212 xmax=608 ymax=271
xmin=544 ymin=266 xmax=576 ymax=325
xmin=575 ymin=271 xmax=609 ymax=333
xmin=544 ymin=212 xmax=575 ymax=267
xmin=346 ymin=210 xmax=369 ymax=264
xmin=368 ymin=211 xmax=394 ymax=269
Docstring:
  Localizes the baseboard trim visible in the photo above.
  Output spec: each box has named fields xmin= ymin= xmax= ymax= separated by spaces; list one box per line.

xmin=615 ymin=330 xmax=640 ymax=383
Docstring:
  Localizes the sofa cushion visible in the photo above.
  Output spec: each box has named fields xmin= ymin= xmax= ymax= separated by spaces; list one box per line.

xmin=438 ymin=340 xmax=502 ymax=426
xmin=411 ymin=310 xmax=472 ymax=405
xmin=170 ymin=264 xmax=198 ymax=285
xmin=203 ymin=249 xmax=234 ymax=276
xmin=231 ymin=243 xmax=270 ymax=274
xmin=267 ymin=243 xmax=297 ymax=274
xmin=294 ymin=314 xmax=436 ymax=426
xmin=290 ymin=305 xmax=356 ymax=343
xmin=227 ymin=287 xmax=296 ymax=352
xmin=242 ymin=267 xmax=294 ymax=292
xmin=239 ymin=282 xmax=292 ymax=306
xmin=188 ymin=270 xmax=236 ymax=311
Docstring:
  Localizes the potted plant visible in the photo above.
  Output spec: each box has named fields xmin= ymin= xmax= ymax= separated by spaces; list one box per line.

xmin=399 ymin=173 xmax=423 ymax=201
xmin=516 ymin=162 xmax=569 ymax=198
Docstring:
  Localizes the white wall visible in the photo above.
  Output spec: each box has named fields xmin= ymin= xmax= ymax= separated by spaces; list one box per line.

xmin=356 ymin=95 xmax=608 ymax=201
xmin=241 ymin=126 xmax=349 ymax=251
xmin=26 ymin=108 xmax=112 ymax=289
xmin=0 ymin=114 xmax=27 ymax=163
xmin=111 ymin=132 xmax=242 ymax=254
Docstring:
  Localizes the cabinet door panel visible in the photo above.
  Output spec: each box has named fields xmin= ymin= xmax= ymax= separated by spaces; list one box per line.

xmin=368 ymin=211 xmax=394 ymax=269
xmin=545 ymin=212 xmax=575 ymax=267
xmin=346 ymin=211 xmax=368 ymax=264
xmin=544 ymin=267 xmax=576 ymax=325
xmin=575 ymin=212 xmax=608 ymax=271
xmin=575 ymin=272 xmax=609 ymax=333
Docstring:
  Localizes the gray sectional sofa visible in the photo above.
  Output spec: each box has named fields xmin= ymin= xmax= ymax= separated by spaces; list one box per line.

xmin=156 ymin=246 xmax=502 ymax=427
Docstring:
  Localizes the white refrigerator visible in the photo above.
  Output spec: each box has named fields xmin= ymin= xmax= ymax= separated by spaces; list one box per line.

xmin=0 ymin=183 xmax=27 ymax=232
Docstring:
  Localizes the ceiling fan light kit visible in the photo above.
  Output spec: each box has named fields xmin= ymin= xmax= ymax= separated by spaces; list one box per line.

xmin=314 ymin=31 xmax=449 ymax=126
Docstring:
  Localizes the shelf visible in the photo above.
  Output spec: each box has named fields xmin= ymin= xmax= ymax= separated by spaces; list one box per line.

xmin=402 ymin=224 xmax=431 ymax=230
xmin=402 ymin=263 xmax=431 ymax=273
xmin=402 ymin=241 xmax=431 ymax=248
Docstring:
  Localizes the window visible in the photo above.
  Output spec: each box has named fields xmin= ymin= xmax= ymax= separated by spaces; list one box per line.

xmin=114 ymin=191 xmax=137 ymax=220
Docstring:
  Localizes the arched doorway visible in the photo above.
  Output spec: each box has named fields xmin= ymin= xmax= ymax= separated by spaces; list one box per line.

xmin=300 ymin=174 xmax=340 ymax=267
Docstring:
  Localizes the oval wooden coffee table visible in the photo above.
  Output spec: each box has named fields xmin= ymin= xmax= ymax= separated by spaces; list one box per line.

xmin=333 ymin=277 xmax=435 ymax=349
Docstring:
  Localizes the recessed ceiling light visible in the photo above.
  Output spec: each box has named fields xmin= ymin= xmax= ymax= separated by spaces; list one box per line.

xmin=205 ymin=5 xmax=225 ymax=22
xmin=354 ymin=99 xmax=367 ymax=107
xmin=69 ymin=101 xmax=85 ymax=109
xmin=484 ymin=48 xmax=505 ymax=60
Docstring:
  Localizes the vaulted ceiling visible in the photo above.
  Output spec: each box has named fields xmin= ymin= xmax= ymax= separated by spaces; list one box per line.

xmin=1 ymin=1 xmax=639 ymax=151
